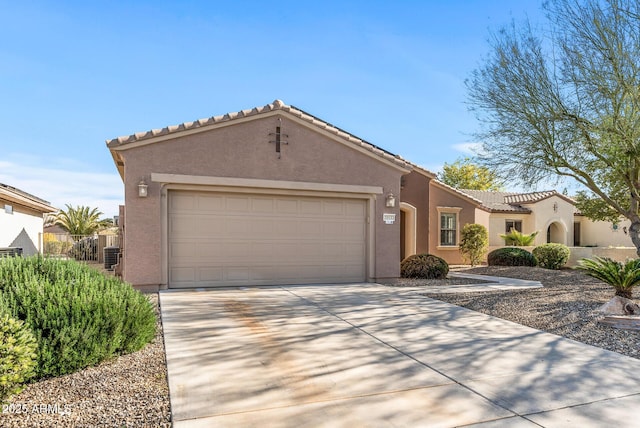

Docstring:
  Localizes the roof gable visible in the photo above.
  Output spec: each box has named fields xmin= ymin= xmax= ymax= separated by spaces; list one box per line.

xmin=429 ymin=180 xmax=485 ymax=208
xmin=106 ymin=100 xmax=411 ymax=179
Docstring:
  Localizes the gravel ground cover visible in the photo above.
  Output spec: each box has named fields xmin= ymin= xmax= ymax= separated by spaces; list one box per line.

xmin=394 ymin=266 xmax=640 ymax=360
xmin=3 ymin=266 xmax=639 ymax=427
xmin=0 ymin=293 xmax=171 ymax=428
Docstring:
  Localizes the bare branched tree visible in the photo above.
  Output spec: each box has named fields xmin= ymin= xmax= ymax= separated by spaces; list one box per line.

xmin=467 ymin=0 xmax=640 ymax=254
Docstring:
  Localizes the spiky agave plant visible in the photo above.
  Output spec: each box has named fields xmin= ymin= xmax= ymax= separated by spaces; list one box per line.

xmin=576 ymin=257 xmax=640 ymax=299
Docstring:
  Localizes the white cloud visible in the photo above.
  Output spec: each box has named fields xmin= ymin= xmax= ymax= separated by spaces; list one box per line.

xmin=452 ymin=142 xmax=484 ymax=155
xmin=0 ymin=159 xmax=123 ymax=218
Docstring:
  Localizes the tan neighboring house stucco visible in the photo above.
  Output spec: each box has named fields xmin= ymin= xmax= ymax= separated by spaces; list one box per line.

xmin=0 ymin=183 xmax=58 ymax=255
xmin=107 ymin=100 xmax=412 ymax=290
xmin=406 ymin=186 xmax=637 ymax=265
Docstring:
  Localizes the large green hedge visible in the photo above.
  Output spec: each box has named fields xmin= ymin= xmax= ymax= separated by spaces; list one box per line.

xmin=0 ymin=256 xmax=156 ymax=379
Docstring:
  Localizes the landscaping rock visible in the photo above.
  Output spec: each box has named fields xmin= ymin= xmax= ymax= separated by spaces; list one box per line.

xmin=596 ymin=296 xmax=640 ymax=315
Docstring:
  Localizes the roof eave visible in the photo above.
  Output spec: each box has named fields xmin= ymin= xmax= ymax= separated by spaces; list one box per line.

xmin=0 ymin=189 xmax=57 ymax=213
xmin=106 ymin=100 xmax=412 ymax=175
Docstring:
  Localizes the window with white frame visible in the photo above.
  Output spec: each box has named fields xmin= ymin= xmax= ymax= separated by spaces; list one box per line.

xmin=4 ymin=204 xmax=13 ymax=214
xmin=440 ymin=213 xmax=457 ymax=246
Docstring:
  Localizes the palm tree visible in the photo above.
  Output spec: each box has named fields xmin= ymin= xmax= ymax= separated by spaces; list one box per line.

xmin=54 ymin=205 xmax=103 ymax=237
xmin=500 ymin=229 xmax=538 ymax=246
xmin=577 ymin=257 xmax=640 ymax=299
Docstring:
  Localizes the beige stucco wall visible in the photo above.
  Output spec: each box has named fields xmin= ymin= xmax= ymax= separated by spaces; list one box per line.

xmin=115 ymin=114 xmax=407 ymax=288
xmin=487 ymin=213 xmax=531 ymax=246
xmin=528 ymin=196 xmax=574 ymax=246
xmin=578 ymin=217 xmax=633 ymax=247
xmin=0 ymin=200 xmax=44 ymax=255
xmin=567 ymin=246 xmax=637 ymax=266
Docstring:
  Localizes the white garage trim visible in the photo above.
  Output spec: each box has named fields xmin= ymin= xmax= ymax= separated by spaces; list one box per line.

xmin=152 ymin=173 xmax=383 ymax=195
xmin=157 ymin=177 xmax=377 ymax=289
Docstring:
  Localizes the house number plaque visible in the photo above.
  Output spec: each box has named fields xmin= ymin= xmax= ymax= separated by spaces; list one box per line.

xmin=383 ymin=213 xmax=396 ymax=224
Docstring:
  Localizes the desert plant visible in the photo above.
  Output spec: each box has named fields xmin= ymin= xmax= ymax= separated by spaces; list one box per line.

xmin=0 ymin=256 xmax=156 ymax=378
xmin=532 ymin=243 xmax=570 ymax=270
xmin=54 ymin=204 xmax=103 ymax=237
xmin=401 ymin=254 xmax=449 ymax=279
xmin=576 ymin=257 xmax=640 ymax=299
xmin=487 ymin=247 xmax=537 ymax=267
xmin=500 ymin=229 xmax=538 ymax=246
xmin=0 ymin=302 xmax=37 ymax=403
xmin=459 ymin=224 xmax=489 ymax=266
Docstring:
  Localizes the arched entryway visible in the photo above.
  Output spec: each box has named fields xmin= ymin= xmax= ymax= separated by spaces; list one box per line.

xmin=546 ymin=221 xmax=566 ymax=244
xmin=400 ymin=202 xmax=417 ymax=260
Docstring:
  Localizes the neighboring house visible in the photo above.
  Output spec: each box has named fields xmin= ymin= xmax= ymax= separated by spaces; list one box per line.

xmin=0 ymin=183 xmax=57 ymax=255
xmin=107 ymin=100 xmax=411 ymax=290
xmin=419 ymin=187 xmax=635 ymax=265
xmin=459 ymin=189 xmax=577 ymax=248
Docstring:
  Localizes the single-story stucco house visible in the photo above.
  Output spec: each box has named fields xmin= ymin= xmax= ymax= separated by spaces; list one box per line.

xmin=107 ymin=100 xmax=635 ymax=289
xmin=107 ymin=100 xmax=412 ymax=290
xmin=0 ymin=183 xmax=57 ymax=255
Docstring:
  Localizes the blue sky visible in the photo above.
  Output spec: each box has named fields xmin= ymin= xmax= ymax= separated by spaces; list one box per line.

xmin=0 ymin=0 xmax=545 ymax=218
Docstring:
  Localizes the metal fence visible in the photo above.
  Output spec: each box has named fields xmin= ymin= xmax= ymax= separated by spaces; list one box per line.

xmin=42 ymin=233 xmax=120 ymax=262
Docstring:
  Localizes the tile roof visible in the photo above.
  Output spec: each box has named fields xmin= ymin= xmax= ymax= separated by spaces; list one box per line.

xmin=460 ymin=190 xmax=531 ymax=212
xmin=106 ymin=99 xmax=411 ymax=171
xmin=457 ymin=189 xmax=575 ymax=213
xmin=504 ymin=191 xmax=557 ymax=204
xmin=0 ymin=183 xmax=57 ymax=213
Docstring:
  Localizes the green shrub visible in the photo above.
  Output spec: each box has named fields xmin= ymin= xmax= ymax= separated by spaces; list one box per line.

xmin=459 ymin=224 xmax=488 ymax=266
xmin=0 ymin=300 xmax=37 ymax=404
xmin=487 ymin=247 xmax=537 ymax=266
xmin=533 ymin=243 xmax=570 ymax=270
xmin=576 ymin=257 xmax=640 ymax=299
xmin=0 ymin=256 xmax=156 ymax=379
xmin=401 ymin=254 xmax=449 ymax=279
xmin=500 ymin=229 xmax=539 ymax=246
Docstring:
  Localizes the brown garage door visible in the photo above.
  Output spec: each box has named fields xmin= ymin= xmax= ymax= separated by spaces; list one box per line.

xmin=168 ymin=191 xmax=367 ymax=288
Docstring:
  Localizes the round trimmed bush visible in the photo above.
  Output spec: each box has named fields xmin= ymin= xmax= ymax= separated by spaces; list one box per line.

xmin=401 ymin=254 xmax=449 ymax=279
xmin=0 ymin=304 xmax=37 ymax=403
xmin=487 ymin=247 xmax=537 ymax=267
xmin=533 ymin=243 xmax=570 ymax=270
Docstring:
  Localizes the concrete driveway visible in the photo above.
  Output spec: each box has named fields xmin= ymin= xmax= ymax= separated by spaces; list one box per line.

xmin=160 ymin=284 xmax=640 ymax=427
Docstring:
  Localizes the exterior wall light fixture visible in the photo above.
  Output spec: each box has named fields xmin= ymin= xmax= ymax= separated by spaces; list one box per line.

xmin=385 ymin=191 xmax=396 ymax=208
xmin=138 ymin=180 xmax=148 ymax=198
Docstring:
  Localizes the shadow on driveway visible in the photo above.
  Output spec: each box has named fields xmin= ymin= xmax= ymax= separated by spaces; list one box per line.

xmin=161 ymin=283 xmax=640 ymax=428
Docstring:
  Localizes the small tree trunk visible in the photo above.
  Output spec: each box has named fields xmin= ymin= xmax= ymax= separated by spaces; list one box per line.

xmin=615 ymin=289 xmax=633 ymax=300
xmin=629 ymin=219 xmax=640 ymax=258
